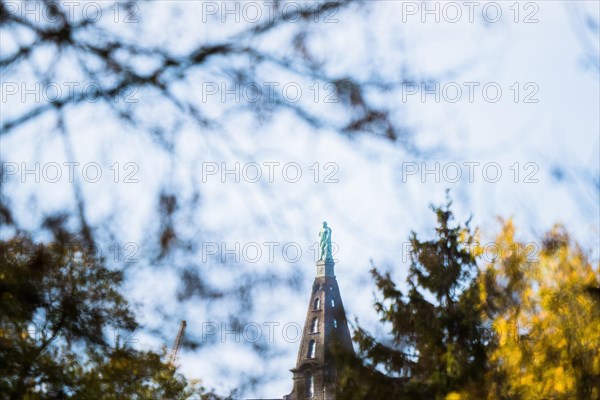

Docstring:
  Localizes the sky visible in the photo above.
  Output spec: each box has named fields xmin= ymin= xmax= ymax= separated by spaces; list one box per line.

xmin=1 ymin=1 xmax=599 ymax=398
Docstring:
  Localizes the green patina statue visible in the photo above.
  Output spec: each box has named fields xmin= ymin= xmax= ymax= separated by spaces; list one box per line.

xmin=318 ymin=221 xmax=333 ymax=262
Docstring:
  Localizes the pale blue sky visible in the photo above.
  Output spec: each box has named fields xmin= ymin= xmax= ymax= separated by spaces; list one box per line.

xmin=1 ymin=1 xmax=599 ymax=398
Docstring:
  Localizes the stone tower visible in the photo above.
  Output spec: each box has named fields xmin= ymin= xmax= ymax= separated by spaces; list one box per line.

xmin=285 ymin=223 xmax=354 ymax=400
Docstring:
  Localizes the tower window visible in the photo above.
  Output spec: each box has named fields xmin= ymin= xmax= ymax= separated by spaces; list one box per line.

xmin=331 ymin=298 xmax=335 ymax=308
xmin=311 ymin=317 xmax=318 ymax=333
xmin=307 ymin=340 xmax=316 ymax=358
xmin=333 ymin=319 xmax=338 ymax=329
xmin=329 ymin=285 xmax=333 ymax=291
xmin=305 ymin=371 xmax=314 ymax=398
xmin=313 ymin=297 xmax=320 ymax=310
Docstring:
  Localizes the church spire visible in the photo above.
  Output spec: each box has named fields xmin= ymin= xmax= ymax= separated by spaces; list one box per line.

xmin=285 ymin=223 xmax=354 ymax=400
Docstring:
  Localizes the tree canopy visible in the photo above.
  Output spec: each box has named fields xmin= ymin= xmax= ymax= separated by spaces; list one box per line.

xmin=0 ymin=234 xmax=226 ymax=399
xmin=337 ymin=200 xmax=600 ymax=400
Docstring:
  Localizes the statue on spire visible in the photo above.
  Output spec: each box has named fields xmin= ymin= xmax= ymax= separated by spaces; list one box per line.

xmin=318 ymin=221 xmax=333 ymax=262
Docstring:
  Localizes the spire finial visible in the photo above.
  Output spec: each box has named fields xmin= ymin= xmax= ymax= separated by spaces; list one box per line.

xmin=317 ymin=222 xmax=334 ymax=277
xmin=318 ymin=221 xmax=333 ymax=262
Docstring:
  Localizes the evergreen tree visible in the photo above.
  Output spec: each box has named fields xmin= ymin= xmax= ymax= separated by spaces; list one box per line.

xmin=337 ymin=197 xmax=487 ymax=399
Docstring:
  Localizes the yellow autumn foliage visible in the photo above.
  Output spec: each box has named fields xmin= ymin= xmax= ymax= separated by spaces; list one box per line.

xmin=482 ymin=221 xmax=600 ymax=399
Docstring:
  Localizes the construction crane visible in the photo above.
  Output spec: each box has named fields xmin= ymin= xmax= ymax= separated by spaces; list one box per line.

xmin=169 ymin=320 xmax=187 ymax=366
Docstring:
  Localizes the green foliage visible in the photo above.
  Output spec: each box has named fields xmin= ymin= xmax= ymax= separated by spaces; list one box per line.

xmin=338 ymin=198 xmax=487 ymax=399
xmin=0 ymin=235 xmax=224 ymax=399
xmin=337 ymin=199 xmax=600 ymax=400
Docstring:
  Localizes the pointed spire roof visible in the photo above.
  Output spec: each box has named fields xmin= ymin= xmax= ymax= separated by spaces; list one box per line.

xmin=286 ymin=223 xmax=354 ymax=400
